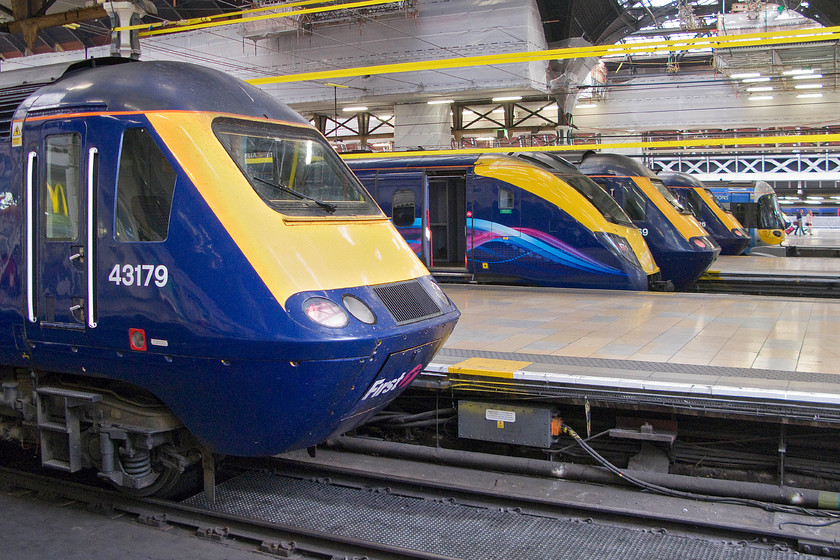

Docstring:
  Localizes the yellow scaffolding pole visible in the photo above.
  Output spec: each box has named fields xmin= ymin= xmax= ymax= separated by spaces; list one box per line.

xmin=247 ymin=26 xmax=840 ymax=85
xmin=138 ymin=0 xmax=405 ymax=37
xmin=338 ymin=133 xmax=840 ymax=160
xmin=115 ymin=0 xmax=341 ymax=32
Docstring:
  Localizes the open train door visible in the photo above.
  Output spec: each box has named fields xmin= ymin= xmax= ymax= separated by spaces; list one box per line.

xmin=427 ymin=171 xmax=468 ymax=275
xmin=23 ymin=117 xmax=97 ymax=342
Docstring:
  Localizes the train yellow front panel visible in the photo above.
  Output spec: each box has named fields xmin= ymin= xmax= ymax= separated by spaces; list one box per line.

xmin=475 ymin=154 xmax=606 ymax=232
xmin=695 ymin=188 xmax=744 ymax=231
xmin=147 ymin=112 xmax=429 ymax=306
xmin=633 ymin=177 xmax=708 ymax=239
xmin=621 ymin=228 xmax=658 ymax=274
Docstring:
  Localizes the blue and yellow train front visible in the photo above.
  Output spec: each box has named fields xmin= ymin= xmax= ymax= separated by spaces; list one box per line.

xmin=577 ymin=153 xmax=719 ymax=291
xmin=659 ymin=172 xmax=750 ymax=256
xmin=473 ymin=154 xmax=658 ymax=291
xmin=117 ymin=112 xmax=461 ymax=456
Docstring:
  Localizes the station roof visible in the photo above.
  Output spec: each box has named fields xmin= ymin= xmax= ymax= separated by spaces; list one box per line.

xmin=535 ymin=0 xmax=840 ymax=46
xmin=1 ymin=1 xmax=838 ymax=61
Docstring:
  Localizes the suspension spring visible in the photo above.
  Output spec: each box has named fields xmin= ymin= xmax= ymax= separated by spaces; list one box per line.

xmin=121 ymin=450 xmax=153 ymax=477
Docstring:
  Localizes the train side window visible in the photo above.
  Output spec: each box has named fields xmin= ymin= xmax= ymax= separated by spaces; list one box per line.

xmin=44 ymin=133 xmax=81 ymax=240
xmin=685 ymin=190 xmax=704 ymax=217
xmin=623 ymin=185 xmax=647 ymax=221
xmin=115 ymin=128 xmax=177 ymax=242
xmin=499 ymin=187 xmax=514 ymax=210
xmin=392 ymin=190 xmax=415 ymax=227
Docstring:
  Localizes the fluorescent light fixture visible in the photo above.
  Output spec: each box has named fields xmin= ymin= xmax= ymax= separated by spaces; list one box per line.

xmin=783 ymin=68 xmax=814 ymax=76
xmin=742 ymin=77 xmax=771 ymax=83
xmin=830 ymin=196 xmax=840 ymax=201
xmin=492 ymin=96 xmax=522 ymax=102
xmin=805 ymin=200 xmax=821 ymax=204
xmin=748 ymin=95 xmax=774 ymax=101
xmin=746 ymin=86 xmax=773 ymax=92
xmin=797 ymin=93 xmax=823 ymax=98
xmin=575 ymin=103 xmax=597 ymax=108
xmin=794 ymin=73 xmax=822 ymax=79
xmin=342 ymin=106 xmax=368 ymax=112
xmin=427 ymin=99 xmax=454 ymax=105
xmin=795 ymin=83 xmax=823 ymax=89
xmin=807 ymin=196 xmax=824 ymax=200
xmin=476 ymin=137 xmax=496 ymax=141
xmin=731 ymin=72 xmax=761 ymax=79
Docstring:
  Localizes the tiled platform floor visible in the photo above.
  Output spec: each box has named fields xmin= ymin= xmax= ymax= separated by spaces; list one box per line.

xmin=783 ymin=226 xmax=840 ymax=247
xmin=713 ymin=228 xmax=840 ymax=276
xmin=441 ymin=284 xmax=840 ymax=374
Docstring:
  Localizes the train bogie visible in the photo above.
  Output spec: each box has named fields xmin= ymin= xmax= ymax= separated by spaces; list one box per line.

xmin=0 ymin=59 xmax=459 ymax=495
xmin=346 ymin=154 xmax=659 ymax=291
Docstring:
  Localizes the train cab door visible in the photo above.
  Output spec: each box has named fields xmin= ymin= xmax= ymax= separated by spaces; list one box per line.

xmin=427 ymin=172 xmax=467 ymax=269
xmin=374 ymin=169 xmax=429 ymax=265
xmin=24 ymin=119 xmax=97 ymax=341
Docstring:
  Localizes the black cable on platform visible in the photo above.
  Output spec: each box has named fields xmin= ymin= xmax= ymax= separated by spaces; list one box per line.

xmin=558 ymin=422 xmax=840 ymax=520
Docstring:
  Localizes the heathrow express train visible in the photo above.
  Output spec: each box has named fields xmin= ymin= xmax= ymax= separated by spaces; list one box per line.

xmin=705 ymin=181 xmax=786 ymax=252
xmin=345 ymin=154 xmax=661 ymax=291
xmin=0 ymin=58 xmax=459 ymax=496
xmin=570 ymin=152 xmax=720 ymax=291
xmin=658 ymin=172 xmax=750 ymax=256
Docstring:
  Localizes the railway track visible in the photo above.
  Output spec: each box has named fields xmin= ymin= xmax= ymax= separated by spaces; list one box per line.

xmin=0 ymin=463 xmax=455 ymax=560
xmin=3 ymin=440 xmax=840 ymax=559
xmin=695 ymin=271 xmax=840 ymax=298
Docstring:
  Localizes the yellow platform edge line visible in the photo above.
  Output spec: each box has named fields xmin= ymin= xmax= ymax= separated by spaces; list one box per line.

xmin=448 ymin=357 xmax=533 ymax=379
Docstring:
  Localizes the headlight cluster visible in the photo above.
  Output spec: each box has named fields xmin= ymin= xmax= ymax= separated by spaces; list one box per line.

xmin=596 ymin=232 xmax=641 ymax=269
xmin=690 ymin=236 xmax=720 ymax=251
xmin=303 ymin=294 xmax=377 ymax=328
xmin=304 ymin=298 xmax=350 ymax=328
xmin=342 ymin=294 xmax=376 ymax=324
xmin=426 ymin=279 xmax=450 ymax=308
xmin=302 ymin=278 xmax=449 ymax=328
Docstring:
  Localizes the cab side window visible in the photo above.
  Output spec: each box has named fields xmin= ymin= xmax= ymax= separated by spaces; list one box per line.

xmin=499 ymin=187 xmax=514 ymax=210
xmin=591 ymin=178 xmax=645 ymax=221
xmin=115 ymin=128 xmax=177 ymax=242
xmin=623 ymin=186 xmax=647 ymax=221
xmin=392 ymin=190 xmax=415 ymax=227
xmin=685 ymin=190 xmax=704 ymax=218
xmin=44 ymin=134 xmax=81 ymax=240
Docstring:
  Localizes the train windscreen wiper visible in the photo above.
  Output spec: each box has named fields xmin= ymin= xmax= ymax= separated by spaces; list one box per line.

xmin=251 ymin=175 xmax=337 ymax=214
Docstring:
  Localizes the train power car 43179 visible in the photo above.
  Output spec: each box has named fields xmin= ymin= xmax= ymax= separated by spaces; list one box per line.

xmin=0 ymin=58 xmax=459 ymax=496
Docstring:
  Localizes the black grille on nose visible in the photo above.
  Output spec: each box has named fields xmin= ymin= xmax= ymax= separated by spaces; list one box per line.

xmin=373 ymin=280 xmax=442 ymax=325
